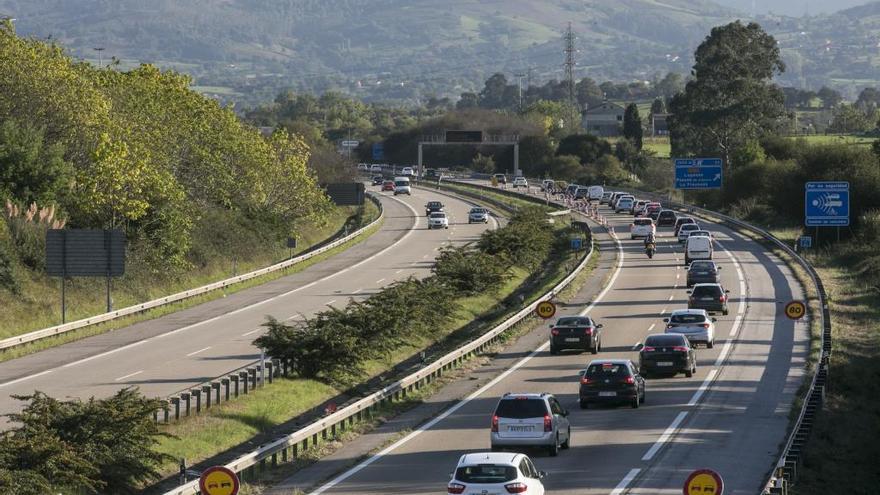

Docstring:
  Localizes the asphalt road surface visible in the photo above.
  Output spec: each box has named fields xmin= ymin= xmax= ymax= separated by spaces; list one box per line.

xmin=302 ymin=187 xmax=809 ymax=495
xmin=0 ymin=185 xmax=497 ymax=424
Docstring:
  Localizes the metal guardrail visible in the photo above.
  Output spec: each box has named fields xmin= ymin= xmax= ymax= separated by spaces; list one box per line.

xmin=161 ymin=191 xmax=597 ymax=495
xmin=0 ymin=194 xmax=384 ymax=351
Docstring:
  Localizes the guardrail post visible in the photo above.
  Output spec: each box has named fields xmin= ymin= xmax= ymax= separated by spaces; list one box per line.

xmin=203 ymin=385 xmax=212 ymax=409
xmin=248 ymin=368 xmax=257 ymax=390
xmin=181 ymin=392 xmax=191 ymax=417
xmin=231 ymin=375 xmax=240 ymax=398
xmin=267 ymin=361 xmax=275 ymax=384
xmin=192 ymin=389 xmax=202 ymax=414
xmin=282 ymin=447 xmax=288 ymax=463
xmin=240 ymin=371 xmax=249 ymax=395
xmin=162 ymin=400 xmax=170 ymax=423
xmin=171 ymin=397 xmax=180 ymax=420
xmin=254 ymin=365 xmax=263 ymax=388
xmin=312 ymin=433 xmax=319 ymax=446
xmin=212 ymin=382 xmax=221 ymax=404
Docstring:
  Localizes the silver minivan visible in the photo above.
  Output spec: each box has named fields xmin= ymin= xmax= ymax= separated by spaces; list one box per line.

xmin=490 ymin=393 xmax=571 ymax=456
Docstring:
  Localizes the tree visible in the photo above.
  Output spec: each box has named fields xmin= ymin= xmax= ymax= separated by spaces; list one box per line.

xmin=817 ymin=86 xmax=843 ymax=108
xmin=0 ymin=119 xmax=72 ymax=205
xmin=856 ymin=87 xmax=880 ymax=112
xmin=471 ymin=153 xmax=496 ymax=173
xmin=479 ymin=73 xmax=517 ymax=110
xmin=654 ymin=72 xmax=685 ymax=98
xmin=828 ymin=104 xmax=872 ymax=134
xmin=546 ymin=154 xmax=583 ymax=181
xmin=456 ymin=92 xmax=478 ymax=109
xmin=518 ymin=135 xmax=555 ymax=177
xmin=556 ymin=134 xmax=612 ymax=164
xmin=650 ymin=98 xmax=666 ymax=116
xmin=576 ymin=77 xmax=604 ymax=110
xmin=623 ymin=103 xmax=643 ymax=150
xmin=668 ymin=21 xmax=786 ymax=171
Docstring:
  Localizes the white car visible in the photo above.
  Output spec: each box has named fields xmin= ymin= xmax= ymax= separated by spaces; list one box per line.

xmin=615 ymin=197 xmax=634 ymax=213
xmin=401 ymin=166 xmax=415 ymax=177
xmin=447 ymin=452 xmax=546 ymax=495
xmin=630 ymin=218 xmax=656 ymax=239
xmin=512 ymin=176 xmax=529 ymax=188
xmin=540 ymin=179 xmax=555 ymax=192
xmin=664 ymin=308 xmax=716 ymax=348
xmin=369 ymin=164 xmax=382 ymax=173
xmin=428 ymin=211 xmax=449 ymax=229
xmin=588 ymin=185 xmax=604 ymax=201
xmin=689 ymin=230 xmax=712 ymax=239
xmin=678 ymin=223 xmax=702 ymax=243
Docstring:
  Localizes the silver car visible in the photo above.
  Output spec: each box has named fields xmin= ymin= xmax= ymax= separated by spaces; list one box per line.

xmin=468 ymin=207 xmax=490 ymax=224
xmin=664 ymin=309 xmax=716 ymax=348
xmin=490 ymin=393 xmax=571 ymax=456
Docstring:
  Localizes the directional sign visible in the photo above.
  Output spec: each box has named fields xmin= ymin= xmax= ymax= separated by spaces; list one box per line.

xmin=674 ymin=158 xmax=723 ymax=190
xmin=372 ymin=143 xmax=384 ymax=161
xmin=570 ymin=237 xmax=584 ymax=251
xmin=535 ymin=301 xmax=557 ymax=319
xmin=684 ymin=469 xmax=724 ymax=495
xmin=199 ymin=466 xmax=239 ymax=495
xmin=798 ymin=235 xmax=812 ymax=249
xmin=805 ymin=182 xmax=849 ymax=226
xmin=341 ymin=140 xmax=359 ymax=147
xmin=785 ymin=301 xmax=806 ymax=320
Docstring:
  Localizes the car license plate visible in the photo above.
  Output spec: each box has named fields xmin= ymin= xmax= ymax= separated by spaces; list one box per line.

xmin=508 ymin=425 xmax=533 ymax=432
xmin=697 ymin=272 xmax=708 ymax=275
xmin=657 ymin=361 xmax=674 ymax=366
xmin=565 ymin=337 xmax=580 ymax=342
xmin=599 ymin=391 xmax=617 ymax=397
xmin=701 ymin=297 xmax=714 ymax=301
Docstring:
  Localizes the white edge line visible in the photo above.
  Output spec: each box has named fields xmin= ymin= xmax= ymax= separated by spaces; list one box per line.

xmin=641 ymin=411 xmax=689 ymax=461
xmin=611 ymin=468 xmax=642 ymax=495
xmin=186 ymin=346 xmax=211 ymax=357
xmin=241 ymin=328 xmax=261 ymax=337
xmin=114 ymin=370 xmax=143 ymax=382
xmin=326 ymin=300 xmax=337 ymax=306
xmin=310 ymin=213 xmax=624 ymax=495
xmin=687 ymin=369 xmax=718 ymax=406
xmin=0 ymin=369 xmax=54 ymax=389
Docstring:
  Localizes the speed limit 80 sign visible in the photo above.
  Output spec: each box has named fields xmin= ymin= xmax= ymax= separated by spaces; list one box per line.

xmin=784 ymin=301 xmax=806 ymax=320
xmin=535 ymin=301 xmax=556 ymax=319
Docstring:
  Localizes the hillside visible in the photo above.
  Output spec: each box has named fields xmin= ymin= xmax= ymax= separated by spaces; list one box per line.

xmin=1 ymin=0 xmax=878 ymax=104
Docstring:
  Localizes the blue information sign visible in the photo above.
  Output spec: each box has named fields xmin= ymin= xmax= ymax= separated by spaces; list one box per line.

xmin=570 ymin=237 xmax=583 ymax=251
xmin=674 ymin=158 xmax=723 ymax=189
xmin=805 ymin=182 xmax=849 ymax=227
xmin=799 ymin=236 xmax=812 ymax=249
xmin=372 ymin=143 xmax=384 ymax=161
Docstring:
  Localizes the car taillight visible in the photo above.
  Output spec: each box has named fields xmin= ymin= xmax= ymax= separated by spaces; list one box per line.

xmin=673 ymin=346 xmax=689 ymax=352
xmin=624 ymin=376 xmax=635 ymax=384
xmin=543 ymin=414 xmax=552 ymax=432
xmin=584 ymin=327 xmax=593 ymax=335
xmin=720 ymin=295 xmax=726 ymax=301
xmin=702 ymin=323 xmax=711 ymax=328
xmin=551 ymin=329 xmax=559 ymax=336
xmin=580 ymin=375 xmax=592 ymax=385
xmin=448 ymin=482 xmax=466 ymax=494
xmin=666 ymin=324 xmax=673 ymax=329
xmin=643 ymin=346 xmax=656 ymax=352
xmin=505 ymin=482 xmax=528 ymax=494
xmin=491 ymin=415 xmax=499 ymax=432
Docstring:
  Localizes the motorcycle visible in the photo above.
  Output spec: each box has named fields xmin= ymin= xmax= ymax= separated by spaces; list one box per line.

xmin=645 ymin=242 xmax=656 ymax=259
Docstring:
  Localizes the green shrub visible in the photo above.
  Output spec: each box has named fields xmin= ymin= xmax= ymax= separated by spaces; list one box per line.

xmin=256 ymin=316 xmax=364 ymax=381
xmin=433 ymin=246 xmax=509 ymax=295
xmin=0 ymin=218 xmax=20 ymax=294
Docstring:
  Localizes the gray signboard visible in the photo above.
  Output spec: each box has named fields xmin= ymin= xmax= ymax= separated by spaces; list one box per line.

xmin=46 ymin=229 xmax=126 ymax=277
xmin=325 ymin=183 xmax=365 ymax=206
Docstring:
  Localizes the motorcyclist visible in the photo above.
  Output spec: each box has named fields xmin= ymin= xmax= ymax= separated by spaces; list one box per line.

xmin=645 ymin=232 xmax=656 ymax=258
xmin=644 ymin=232 xmax=656 ymax=247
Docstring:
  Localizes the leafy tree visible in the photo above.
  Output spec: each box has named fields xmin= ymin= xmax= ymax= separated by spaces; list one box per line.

xmin=471 ymin=153 xmax=496 ymax=173
xmin=479 ymin=73 xmax=518 ymax=110
xmin=623 ymin=103 xmax=643 ymax=150
xmin=828 ymin=104 xmax=872 ymax=134
xmin=518 ymin=135 xmax=556 ymax=177
xmin=256 ymin=316 xmax=363 ymax=380
xmin=669 ymin=21 xmax=785 ymax=171
xmin=547 ymin=154 xmax=584 ymax=181
xmin=654 ymin=72 xmax=685 ymax=98
xmin=576 ymin=77 xmax=604 ymax=109
xmin=650 ymin=98 xmax=666 ymax=116
xmin=0 ymin=120 xmax=72 ymax=205
xmin=456 ymin=92 xmax=479 ymax=109
xmin=556 ymin=134 xmax=612 ymax=164
xmin=593 ymin=155 xmax=629 ymax=184
xmin=855 ymin=87 xmax=880 ymax=112
xmin=817 ymin=86 xmax=843 ymax=108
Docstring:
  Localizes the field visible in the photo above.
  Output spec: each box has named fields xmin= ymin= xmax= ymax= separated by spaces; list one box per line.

xmin=785 ymin=134 xmax=875 ymax=146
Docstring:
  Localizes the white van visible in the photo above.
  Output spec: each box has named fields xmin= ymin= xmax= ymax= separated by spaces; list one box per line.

xmin=685 ymin=235 xmax=713 ymax=265
xmin=588 ymin=185 xmax=604 ymax=201
xmin=393 ymin=176 xmax=411 ymax=195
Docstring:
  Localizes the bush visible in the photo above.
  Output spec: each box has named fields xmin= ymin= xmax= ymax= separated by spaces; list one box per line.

xmin=433 ymin=246 xmax=509 ymax=295
xmin=478 ymin=207 xmax=554 ymax=269
xmin=0 ymin=218 xmax=20 ymax=294
xmin=256 ymin=315 xmax=363 ymax=381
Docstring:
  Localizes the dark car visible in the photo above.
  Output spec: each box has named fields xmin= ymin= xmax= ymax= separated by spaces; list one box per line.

xmin=687 ymin=283 xmax=730 ymax=315
xmin=656 ymin=210 xmax=677 ymax=227
xmin=638 ymin=334 xmax=696 ymax=378
xmin=579 ymin=359 xmax=646 ymax=409
xmin=425 ymin=201 xmax=444 ymax=216
xmin=549 ymin=316 xmax=603 ymax=355
xmin=686 ymin=260 xmax=722 ymax=287
xmin=371 ymin=175 xmax=385 ymax=185
xmin=673 ymin=217 xmax=697 ymax=236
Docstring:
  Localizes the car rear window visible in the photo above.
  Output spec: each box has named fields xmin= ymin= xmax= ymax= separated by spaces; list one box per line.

xmin=429 ymin=212 xmax=445 ymax=218
xmin=395 ymin=180 xmax=408 ymax=186
xmin=494 ymin=398 xmax=548 ymax=418
xmin=455 ymin=465 xmax=517 ymax=483
xmin=690 ymin=262 xmax=714 ymax=270
xmin=585 ymin=362 xmax=631 ymax=377
xmin=670 ymin=313 xmax=708 ymax=324
xmin=659 ymin=211 xmax=675 ymax=218
xmin=645 ymin=334 xmax=687 ymax=346
xmin=692 ymin=285 xmax=722 ymax=297
xmin=470 ymin=208 xmax=486 ymax=213
xmin=634 ymin=219 xmax=653 ymax=226
xmin=682 ymin=224 xmax=699 ymax=231
xmin=555 ymin=317 xmax=592 ymax=326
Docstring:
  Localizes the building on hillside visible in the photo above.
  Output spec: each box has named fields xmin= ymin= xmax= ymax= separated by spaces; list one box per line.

xmin=651 ymin=113 xmax=670 ymax=136
xmin=582 ymin=102 xmax=625 ymax=137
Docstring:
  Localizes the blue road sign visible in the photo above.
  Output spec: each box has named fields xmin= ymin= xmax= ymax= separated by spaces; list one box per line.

xmin=799 ymin=235 xmax=812 ymax=249
xmin=674 ymin=158 xmax=723 ymax=189
xmin=372 ymin=143 xmax=384 ymax=161
xmin=805 ymin=182 xmax=849 ymax=226
xmin=570 ymin=237 xmax=583 ymax=251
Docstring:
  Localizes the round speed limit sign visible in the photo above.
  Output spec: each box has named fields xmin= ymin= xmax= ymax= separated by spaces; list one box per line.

xmin=535 ymin=301 xmax=557 ymax=319
xmin=784 ymin=301 xmax=806 ymax=320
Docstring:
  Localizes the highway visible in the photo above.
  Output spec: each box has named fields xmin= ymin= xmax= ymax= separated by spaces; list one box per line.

xmin=0 ymin=185 xmax=497 ymax=422
xmin=299 ymin=189 xmax=810 ymax=495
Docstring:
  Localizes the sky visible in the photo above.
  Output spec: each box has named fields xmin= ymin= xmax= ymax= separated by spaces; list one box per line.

xmin=713 ymin=0 xmax=877 ymax=16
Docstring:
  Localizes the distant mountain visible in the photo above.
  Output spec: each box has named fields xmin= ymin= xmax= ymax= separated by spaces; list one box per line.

xmin=714 ymin=0 xmax=875 ymax=16
xmin=0 ymin=0 xmax=877 ymax=104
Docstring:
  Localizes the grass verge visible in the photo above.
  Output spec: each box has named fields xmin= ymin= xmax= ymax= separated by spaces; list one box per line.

xmin=0 ymin=201 xmax=381 ymax=363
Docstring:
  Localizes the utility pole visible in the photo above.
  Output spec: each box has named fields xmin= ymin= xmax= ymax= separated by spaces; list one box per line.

xmin=93 ymin=46 xmax=105 ymax=68
xmin=514 ymin=72 xmax=526 ymax=113
xmin=563 ymin=23 xmax=578 ymax=133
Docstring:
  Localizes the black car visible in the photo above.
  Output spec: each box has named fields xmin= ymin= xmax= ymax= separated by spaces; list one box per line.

xmin=686 ymin=260 xmax=722 ymax=287
xmin=687 ymin=283 xmax=730 ymax=315
xmin=657 ymin=210 xmax=677 ymax=227
xmin=549 ymin=316 xmax=603 ymax=355
xmin=673 ymin=217 xmax=697 ymax=236
xmin=425 ymin=201 xmax=444 ymax=216
xmin=638 ymin=334 xmax=696 ymax=378
xmin=579 ymin=359 xmax=646 ymax=409
xmin=371 ymin=175 xmax=385 ymax=185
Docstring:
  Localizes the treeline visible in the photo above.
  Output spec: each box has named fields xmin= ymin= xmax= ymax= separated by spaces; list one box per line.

xmin=255 ymin=207 xmax=564 ymax=383
xmin=0 ymin=21 xmax=331 ymax=294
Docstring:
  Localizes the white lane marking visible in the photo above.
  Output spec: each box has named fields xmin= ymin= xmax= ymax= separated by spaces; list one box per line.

xmin=3 ymin=195 xmax=424 ymax=384
xmin=395 ymin=269 xmax=403 ymax=274
xmin=660 ymin=307 xmax=668 ymax=315
xmin=647 ymin=323 xmax=656 ymax=332
xmin=325 ymin=299 xmax=337 ymax=306
xmin=241 ymin=328 xmax=261 ymax=337
xmin=375 ymin=278 xmax=386 ymax=284
xmin=611 ymin=468 xmax=642 ymax=495
xmin=632 ymin=341 xmax=642 ymax=351
xmin=729 ymin=326 xmax=737 ymax=336
xmin=676 ymin=272 xmax=681 ymax=279
xmin=667 ymin=294 xmax=674 ymax=301
xmin=352 ymin=288 xmax=362 ymax=294
xmin=422 ymin=254 xmax=428 ymax=259
xmin=687 ymin=369 xmax=718 ymax=406
xmin=642 ymin=411 xmax=689 ymax=461
xmin=186 ymin=346 xmax=211 ymax=357
xmin=114 ymin=370 xmax=143 ymax=382
xmin=310 ymin=213 xmax=625 ymax=495
xmin=0 ymin=369 xmax=54 ymax=389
